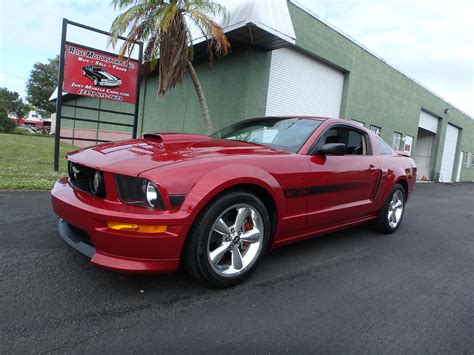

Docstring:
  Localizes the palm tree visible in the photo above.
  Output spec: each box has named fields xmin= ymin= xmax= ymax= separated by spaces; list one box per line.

xmin=109 ymin=0 xmax=230 ymax=135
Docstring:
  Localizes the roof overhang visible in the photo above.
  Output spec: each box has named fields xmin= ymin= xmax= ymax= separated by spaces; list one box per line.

xmin=192 ymin=0 xmax=295 ymax=50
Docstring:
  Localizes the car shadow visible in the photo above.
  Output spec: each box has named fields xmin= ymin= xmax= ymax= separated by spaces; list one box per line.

xmin=73 ymin=222 xmax=386 ymax=296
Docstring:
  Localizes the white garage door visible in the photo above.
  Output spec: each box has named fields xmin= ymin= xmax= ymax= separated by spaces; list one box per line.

xmin=265 ymin=48 xmax=344 ymax=117
xmin=439 ymin=124 xmax=460 ymax=182
xmin=419 ymin=111 xmax=439 ymax=133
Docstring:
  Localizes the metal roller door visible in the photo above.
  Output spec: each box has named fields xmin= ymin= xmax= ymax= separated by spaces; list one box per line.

xmin=439 ymin=124 xmax=460 ymax=182
xmin=265 ymin=48 xmax=344 ymax=117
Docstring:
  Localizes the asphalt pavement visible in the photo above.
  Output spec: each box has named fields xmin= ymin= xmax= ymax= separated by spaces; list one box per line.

xmin=1 ymin=183 xmax=473 ymax=353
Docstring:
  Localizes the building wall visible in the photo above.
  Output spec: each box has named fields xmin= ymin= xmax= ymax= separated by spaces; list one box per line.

xmin=58 ymin=3 xmax=473 ymax=181
xmin=140 ymin=47 xmax=271 ymax=135
xmin=288 ymin=2 xmax=474 ymax=181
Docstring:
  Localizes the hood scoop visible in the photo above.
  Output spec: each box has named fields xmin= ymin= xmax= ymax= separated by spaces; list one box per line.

xmin=143 ymin=132 xmax=211 ymax=144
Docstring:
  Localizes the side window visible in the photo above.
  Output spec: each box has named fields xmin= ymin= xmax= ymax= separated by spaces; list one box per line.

xmin=317 ymin=126 xmax=368 ymax=155
xmin=375 ymin=136 xmax=393 ymax=155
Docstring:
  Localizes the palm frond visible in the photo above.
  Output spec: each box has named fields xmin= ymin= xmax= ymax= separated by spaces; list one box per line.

xmin=158 ymin=13 xmax=188 ymax=95
xmin=184 ymin=0 xmax=229 ymax=25
xmin=186 ymin=8 xmax=230 ymax=62
xmin=158 ymin=3 xmax=179 ymax=33
xmin=109 ymin=0 xmax=230 ymax=97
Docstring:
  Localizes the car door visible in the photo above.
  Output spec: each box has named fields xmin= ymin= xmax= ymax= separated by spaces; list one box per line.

xmin=306 ymin=124 xmax=381 ymax=229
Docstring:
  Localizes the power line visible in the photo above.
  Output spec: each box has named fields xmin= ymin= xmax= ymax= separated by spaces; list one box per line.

xmin=0 ymin=71 xmax=27 ymax=81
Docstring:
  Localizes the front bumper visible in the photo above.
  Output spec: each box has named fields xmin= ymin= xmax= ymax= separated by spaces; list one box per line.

xmin=51 ymin=177 xmax=192 ymax=273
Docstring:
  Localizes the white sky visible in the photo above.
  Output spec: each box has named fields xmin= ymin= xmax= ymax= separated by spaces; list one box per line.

xmin=0 ymin=0 xmax=473 ymax=116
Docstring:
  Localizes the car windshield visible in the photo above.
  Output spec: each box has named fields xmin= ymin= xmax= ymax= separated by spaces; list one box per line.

xmin=211 ymin=117 xmax=324 ymax=153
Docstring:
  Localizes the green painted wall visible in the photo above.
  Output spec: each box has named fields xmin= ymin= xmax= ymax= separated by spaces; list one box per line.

xmin=140 ymin=47 xmax=271 ymax=135
xmin=288 ymin=2 xmax=474 ymax=181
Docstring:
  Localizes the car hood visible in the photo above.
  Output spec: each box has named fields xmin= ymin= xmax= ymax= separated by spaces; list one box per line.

xmin=67 ymin=133 xmax=288 ymax=176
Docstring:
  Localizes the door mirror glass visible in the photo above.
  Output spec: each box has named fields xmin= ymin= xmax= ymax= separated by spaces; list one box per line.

xmin=317 ymin=143 xmax=346 ymax=156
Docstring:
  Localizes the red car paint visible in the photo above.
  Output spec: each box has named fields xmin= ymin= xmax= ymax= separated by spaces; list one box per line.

xmin=51 ymin=118 xmax=416 ymax=273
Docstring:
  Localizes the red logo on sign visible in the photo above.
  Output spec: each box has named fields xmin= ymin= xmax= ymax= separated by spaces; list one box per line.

xmin=63 ymin=43 xmax=139 ymax=104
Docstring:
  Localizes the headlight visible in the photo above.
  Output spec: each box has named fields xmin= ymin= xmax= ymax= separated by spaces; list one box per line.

xmin=115 ymin=174 xmax=164 ymax=209
xmin=145 ymin=181 xmax=159 ymax=208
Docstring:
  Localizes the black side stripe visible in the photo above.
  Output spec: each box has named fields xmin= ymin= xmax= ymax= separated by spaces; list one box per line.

xmin=285 ymin=182 xmax=369 ymax=199
xmin=284 ymin=188 xmax=309 ymax=199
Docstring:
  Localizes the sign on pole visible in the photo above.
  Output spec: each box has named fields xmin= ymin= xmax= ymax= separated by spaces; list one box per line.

xmin=53 ymin=19 xmax=142 ymax=172
xmin=63 ymin=43 xmax=139 ymax=104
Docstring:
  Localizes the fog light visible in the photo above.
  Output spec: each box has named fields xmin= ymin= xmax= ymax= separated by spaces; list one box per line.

xmin=107 ymin=222 xmax=167 ymax=233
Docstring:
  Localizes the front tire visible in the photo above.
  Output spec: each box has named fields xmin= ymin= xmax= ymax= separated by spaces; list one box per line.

xmin=375 ymin=183 xmax=406 ymax=234
xmin=184 ymin=190 xmax=270 ymax=288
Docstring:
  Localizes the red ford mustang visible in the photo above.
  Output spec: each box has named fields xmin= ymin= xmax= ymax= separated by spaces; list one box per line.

xmin=51 ymin=117 xmax=416 ymax=287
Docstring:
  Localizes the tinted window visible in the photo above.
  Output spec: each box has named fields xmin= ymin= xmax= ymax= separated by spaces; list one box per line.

xmin=316 ymin=126 xmax=368 ymax=155
xmin=375 ymin=136 xmax=393 ymax=155
xmin=212 ymin=118 xmax=323 ymax=153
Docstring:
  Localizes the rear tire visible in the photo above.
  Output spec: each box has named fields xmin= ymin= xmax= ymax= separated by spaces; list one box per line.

xmin=184 ymin=190 xmax=270 ymax=288
xmin=375 ymin=183 xmax=405 ymax=234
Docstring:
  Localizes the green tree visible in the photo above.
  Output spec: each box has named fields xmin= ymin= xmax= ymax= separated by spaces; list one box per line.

xmin=0 ymin=107 xmax=16 ymax=133
xmin=0 ymin=88 xmax=28 ymax=119
xmin=26 ymin=56 xmax=59 ymax=117
xmin=109 ymin=0 xmax=230 ymax=135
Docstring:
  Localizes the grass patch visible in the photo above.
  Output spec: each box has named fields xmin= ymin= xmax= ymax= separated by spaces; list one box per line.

xmin=13 ymin=127 xmax=31 ymax=135
xmin=0 ymin=133 xmax=79 ymax=190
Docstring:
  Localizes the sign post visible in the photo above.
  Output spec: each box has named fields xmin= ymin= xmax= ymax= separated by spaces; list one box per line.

xmin=53 ymin=19 xmax=142 ymax=171
xmin=53 ymin=19 xmax=68 ymax=172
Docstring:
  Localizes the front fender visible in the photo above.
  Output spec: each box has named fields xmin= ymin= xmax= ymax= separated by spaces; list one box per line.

xmin=179 ymin=163 xmax=284 ymax=232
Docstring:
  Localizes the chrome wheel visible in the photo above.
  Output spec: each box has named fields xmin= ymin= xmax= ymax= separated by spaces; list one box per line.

xmin=207 ymin=203 xmax=264 ymax=277
xmin=387 ymin=190 xmax=404 ymax=229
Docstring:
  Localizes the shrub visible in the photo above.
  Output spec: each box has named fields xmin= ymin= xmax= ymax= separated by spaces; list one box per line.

xmin=0 ymin=108 xmax=16 ymax=133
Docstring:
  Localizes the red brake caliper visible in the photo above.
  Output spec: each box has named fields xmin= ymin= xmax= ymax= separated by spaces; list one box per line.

xmin=243 ymin=219 xmax=252 ymax=247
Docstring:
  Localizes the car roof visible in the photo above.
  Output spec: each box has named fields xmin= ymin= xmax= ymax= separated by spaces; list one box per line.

xmin=260 ymin=116 xmax=330 ymax=120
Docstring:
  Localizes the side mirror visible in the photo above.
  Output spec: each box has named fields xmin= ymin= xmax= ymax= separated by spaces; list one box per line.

xmin=317 ymin=143 xmax=346 ymax=156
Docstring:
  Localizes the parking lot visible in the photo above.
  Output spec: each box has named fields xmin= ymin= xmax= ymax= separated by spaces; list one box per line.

xmin=1 ymin=183 xmax=473 ymax=352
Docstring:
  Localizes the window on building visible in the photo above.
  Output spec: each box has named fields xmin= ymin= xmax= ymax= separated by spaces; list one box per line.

xmin=369 ymin=125 xmax=381 ymax=136
xmin=375 ymin=136 xmax=393 ymax=155
xmin=403 ymin=135 xmax=414 ymax=156
xmin=463 ymin=152 xmax=473 ymax=168
xmin=392 ymin=132 xmax=402 ymax=151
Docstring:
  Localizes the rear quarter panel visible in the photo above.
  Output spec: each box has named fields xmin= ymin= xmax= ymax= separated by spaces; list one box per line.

xmin=375 ymin=154 xmax=416 ymax=208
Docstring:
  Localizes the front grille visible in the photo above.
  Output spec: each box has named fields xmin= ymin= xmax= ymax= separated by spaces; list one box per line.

xmin=68 ymin=161 xmax=106 ymax=198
